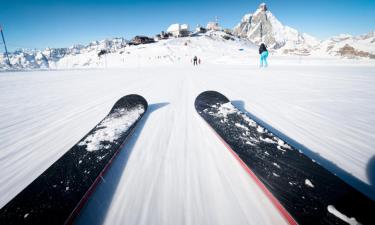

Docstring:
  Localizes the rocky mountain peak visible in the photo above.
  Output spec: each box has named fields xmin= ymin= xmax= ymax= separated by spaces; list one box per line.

xmin=259 ymin=3 xmax=267 ymax=12
xmin=233 ymin=3 xmax=320 ymax=53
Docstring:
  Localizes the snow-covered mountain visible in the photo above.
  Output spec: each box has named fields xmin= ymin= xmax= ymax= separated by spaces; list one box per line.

xmin=233 ymin=3 xmax=375 ymax=58
xmin=0 ymin=38 xmax=127 ymax=70
xmin=233 ymin=3 xmax=320 ymax=55
xmin=0 ymin=32 xmax=257 ymax=70
xmin=1 ymin=2 xmax=374 ymax=70
xmin=317 ymin=32 xmax=375 ymax=59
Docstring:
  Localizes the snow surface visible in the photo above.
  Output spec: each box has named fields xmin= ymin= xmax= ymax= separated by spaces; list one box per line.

xmin=327 ymin=205 xmax=360 ymax=225
xmin=304 ymin=179 xmax=314 ymax=188
xmin=0 ymin=63 xmax=375 ymax=224
xmin=78 ymin=106 xmax=145 ymax=152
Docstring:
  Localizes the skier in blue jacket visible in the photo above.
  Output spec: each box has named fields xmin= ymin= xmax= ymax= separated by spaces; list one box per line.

xmin=259 ymin=43 xmax=269 ymax=67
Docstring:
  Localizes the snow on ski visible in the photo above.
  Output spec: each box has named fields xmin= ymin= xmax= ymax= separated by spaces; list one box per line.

xmin=0 ymin=94 xmax=148 ymax=225
xmin=195 ymin=90 xmax=375 ymax=225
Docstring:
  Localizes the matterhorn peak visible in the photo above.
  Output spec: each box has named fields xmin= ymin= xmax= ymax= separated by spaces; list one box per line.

xmin=233 ymin=3 xmax=320 ymax=53
xmin=259 ymin=3 xmax=267 ymax=11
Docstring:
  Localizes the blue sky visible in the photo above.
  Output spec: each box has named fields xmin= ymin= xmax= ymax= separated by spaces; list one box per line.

xmin=0 ymin=0 xmax=374 ymax=51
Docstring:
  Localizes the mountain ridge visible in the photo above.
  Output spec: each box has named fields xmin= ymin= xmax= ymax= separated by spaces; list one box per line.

xmin=1 ymin=3 xmax=374 ymax=70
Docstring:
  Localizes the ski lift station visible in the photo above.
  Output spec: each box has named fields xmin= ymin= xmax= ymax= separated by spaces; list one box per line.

xmin=166 ymin=24 xmax=190 ymax=37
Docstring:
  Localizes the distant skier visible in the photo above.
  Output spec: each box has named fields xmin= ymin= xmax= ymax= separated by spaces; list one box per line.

xmin=193 ymin=56 xmax=198 ymax=66
xmin=198 ymin=58 xmax=201 ymax=65
xmin=259 ymin=43 xmax=269 ymax=67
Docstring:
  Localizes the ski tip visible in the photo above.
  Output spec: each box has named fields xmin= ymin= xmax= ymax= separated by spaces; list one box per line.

xmin=195 ymin=91 xmax=230 ymax=112
xmin=111 ymin=94 xmax=148 ymax=113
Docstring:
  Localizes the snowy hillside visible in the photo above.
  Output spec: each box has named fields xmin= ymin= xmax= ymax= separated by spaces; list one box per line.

xmin=0 ymin=32 xmax=258 ymax=70
xmin=2 ymin=30 xmax=374 ymax=71
xmin=0 ymin=38 xmax=127 ymax=70
xmin=317 ymin=32 xmax=375 ymax=59
xmin=1 ymin=3 xmax=374 ymax=70
xmin=233 ymin=3 xmax=321 ymax=55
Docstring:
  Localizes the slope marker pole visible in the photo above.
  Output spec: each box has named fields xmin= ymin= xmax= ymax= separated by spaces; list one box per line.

xmin=0 ymin=24 xmax=11 ymax=66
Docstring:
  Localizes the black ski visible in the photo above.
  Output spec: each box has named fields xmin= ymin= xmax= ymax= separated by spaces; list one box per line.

xmin=195 ymin=90 xmax=374 ymax=225
xmin=0 ymin=94 xmax=148 ymax=225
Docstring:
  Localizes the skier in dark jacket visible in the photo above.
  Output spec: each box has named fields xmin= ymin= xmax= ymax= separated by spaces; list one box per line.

xmin=193 ymin=56 xmax=198 ymax=66
xmin=259 ymin=43 xmax=269 ymax=67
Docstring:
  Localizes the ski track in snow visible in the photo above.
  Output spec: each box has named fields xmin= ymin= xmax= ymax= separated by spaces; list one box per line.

xmin=0 ymin=64 xmax=375 ymax=224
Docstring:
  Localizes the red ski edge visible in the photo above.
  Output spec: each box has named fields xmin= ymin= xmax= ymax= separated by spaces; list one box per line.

xmin=203 ymin=119 xmax=299 ymax=225
xmin=64 ymin=127 xmax=138 ymax=225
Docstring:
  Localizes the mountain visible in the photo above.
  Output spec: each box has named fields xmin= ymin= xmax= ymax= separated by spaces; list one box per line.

xmin=232 ymin=3 xmax=375 ymax=58
xmin=0 ymin=38 xmax=127 ymax=70
xmin=233 ymin=3 xmax=321 ymax=55
xmin=318 ymin=32 xmax=375 ymax=59
xmin=1 ymin=2 xmax=374 ymax=70
xmin=0 ymin=31 xmax=257 ymax=70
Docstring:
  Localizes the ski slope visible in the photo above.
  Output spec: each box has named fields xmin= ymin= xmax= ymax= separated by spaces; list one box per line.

xmin=0 ymin=64 xmax=375 ymax=224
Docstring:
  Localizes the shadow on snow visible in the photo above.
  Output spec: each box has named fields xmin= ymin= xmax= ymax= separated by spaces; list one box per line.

xmin=231 ymin=100 xmax=375 ymax=201
xmin=74 ymin=102 xmax=170 ymax=225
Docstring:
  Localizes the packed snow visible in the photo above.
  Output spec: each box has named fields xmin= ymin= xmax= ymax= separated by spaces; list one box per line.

xmin=327 ymin=205 xmax=360 ymax=225
xmin=0 ymin=2 xmax=374 ymax=222
xmin=305 ymin=179 xmax=315 ymax=188
xmin=78 ymin=106 xmax=144 ymax=152
xmin=0 ymin=62 xmax=374 ymax=224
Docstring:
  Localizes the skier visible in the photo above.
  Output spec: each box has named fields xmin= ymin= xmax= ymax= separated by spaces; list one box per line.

xmin=259 ymin=43 xmax=268 ymax=67
xmin=198 ymin=58 xmax=201 ymax=65
xmin=193 ymin=56 xmax=198 ymax=66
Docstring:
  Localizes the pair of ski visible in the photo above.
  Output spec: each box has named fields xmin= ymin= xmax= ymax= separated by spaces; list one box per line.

xmin=0 ymin=91 xmax=374 ymax=225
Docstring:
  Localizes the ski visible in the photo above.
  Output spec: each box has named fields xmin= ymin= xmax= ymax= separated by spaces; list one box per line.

xmin=0 ymin=94 xmax=148 ymax=225
xmin=195 ymin=90 xmax=375 ymax=225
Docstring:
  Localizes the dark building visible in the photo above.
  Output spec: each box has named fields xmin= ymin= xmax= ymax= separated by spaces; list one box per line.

xmin=130 ymin=36 xmax=155 ymax=45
